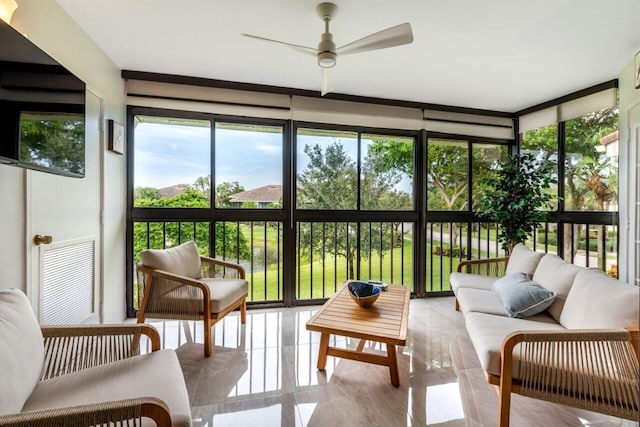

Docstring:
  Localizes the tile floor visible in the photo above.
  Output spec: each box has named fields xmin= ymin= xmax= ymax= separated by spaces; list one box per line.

xmin=145 ymin=297 xmax=639 ymax=427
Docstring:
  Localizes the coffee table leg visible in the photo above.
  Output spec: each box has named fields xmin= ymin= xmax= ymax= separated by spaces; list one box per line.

xmin=387 ymin=344 xmax=399 ymax=387
xmin=317 ymin=332 xmax=330 ymax=370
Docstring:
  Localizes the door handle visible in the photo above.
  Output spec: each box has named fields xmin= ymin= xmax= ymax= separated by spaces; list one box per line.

xmin=33 ymin=235 xmax=53 ymax=245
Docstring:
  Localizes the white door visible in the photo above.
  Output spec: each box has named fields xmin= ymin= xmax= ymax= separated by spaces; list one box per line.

xmin=26 ymin=90 xmax=103 ymax=324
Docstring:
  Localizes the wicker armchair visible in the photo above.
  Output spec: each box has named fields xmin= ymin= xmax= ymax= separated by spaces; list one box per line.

xmin=0 ymin=289 xmax=191 ymax=427
xmin=137 ymin=241 xmax=248 ymax=357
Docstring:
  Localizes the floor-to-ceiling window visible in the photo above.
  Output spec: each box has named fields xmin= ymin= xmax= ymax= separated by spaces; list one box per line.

xmin=520 ymin=102 xmax=619 ymax=272
xmin=424 ymin=135 xmax=511 ymax=292
xmin=127 ymin=109 xmax=288 ymax=314
xmin=294 ymin=125 xmax=417 ymax=302
xmin=126 ymin=84 xmax=621 ymax=314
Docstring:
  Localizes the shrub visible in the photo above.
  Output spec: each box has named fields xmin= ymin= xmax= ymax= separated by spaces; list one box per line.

xmin=433 ymin=244 xmax=466 ymax=257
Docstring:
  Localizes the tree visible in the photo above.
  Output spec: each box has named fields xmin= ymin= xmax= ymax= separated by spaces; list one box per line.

xmin=369 ymin=139 xmax=504 ymax=248
xmin=477 ymin=153 xmax=555 ymax=252
xmin=20 ymin=116 xmax=85 ymax=174
xmin=297 ymin=143 xmax=357 ymax=209
xmin=426 ymin=144 xmax=468 ymax=211
xmin=215 ymin=181 xmax=244 ymax=208
xmin=523 ymin=107 xmax=618 ymax=259
xmin=192 ymin=175 xmax=211 ymax=199
xmin=134 ymin=187 xmax=161 ymax=200
xmin=297 ymin=142 xmax=407 ymax=279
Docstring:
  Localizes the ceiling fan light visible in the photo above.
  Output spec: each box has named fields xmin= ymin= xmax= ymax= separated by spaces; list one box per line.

xmin=318 ymin=51 xmax=336 ymax=68
xmin=0 ymin=0 xmax=18 ymax=24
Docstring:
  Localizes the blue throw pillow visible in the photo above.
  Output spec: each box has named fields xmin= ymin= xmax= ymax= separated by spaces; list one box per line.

xmin=492 ymin=272 xmax=556 ymax=318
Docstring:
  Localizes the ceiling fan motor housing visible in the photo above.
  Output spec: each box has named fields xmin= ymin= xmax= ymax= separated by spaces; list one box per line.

xmin=317 ymin=33 xmax=336 ymax=67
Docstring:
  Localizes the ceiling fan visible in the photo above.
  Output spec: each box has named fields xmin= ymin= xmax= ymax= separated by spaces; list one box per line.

xmin=242 ymin=2 xmax=413 ymax=96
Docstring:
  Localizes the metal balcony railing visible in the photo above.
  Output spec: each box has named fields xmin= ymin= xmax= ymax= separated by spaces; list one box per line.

xmin=132 ymin=219 xmax=618 ymax=308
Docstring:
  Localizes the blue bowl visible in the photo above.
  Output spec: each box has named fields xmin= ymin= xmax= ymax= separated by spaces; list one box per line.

xmin=348 ymin=282 xmax=381 ymax=307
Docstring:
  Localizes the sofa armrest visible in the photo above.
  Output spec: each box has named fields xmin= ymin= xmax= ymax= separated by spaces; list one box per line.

xmin=498 ymin=328 xmax=639 ymax=424
xmin=201 ymin=256 xmax=246 ymax=279
xmin=0 ymin=397 xmax=171 ymax=427
xmin=40 ymin=324 xmax=161 ymax=380
xmin=457 ymin=256 xmax=509 ymax=275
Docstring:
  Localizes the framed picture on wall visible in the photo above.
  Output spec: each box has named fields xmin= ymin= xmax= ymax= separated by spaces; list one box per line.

xmin=635 ymin=50 xmax=640 ymax=89
xmin=108 ymin=119 xmax=124 ymax=154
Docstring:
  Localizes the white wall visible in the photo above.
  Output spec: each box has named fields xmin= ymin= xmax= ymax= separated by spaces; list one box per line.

xmin=0 ymin=0 xmax=127 ymax=321
xmin=618 ymin=55 xmax=640 ymax=286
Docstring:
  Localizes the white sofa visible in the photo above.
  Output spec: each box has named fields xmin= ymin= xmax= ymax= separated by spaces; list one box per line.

xmin=451 ymin=244 xmax=639 ymax=427
xmin=0 ymin=289 xmax=192 ymax=426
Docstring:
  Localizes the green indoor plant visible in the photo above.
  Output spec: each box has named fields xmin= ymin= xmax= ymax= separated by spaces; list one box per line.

xmin=477 ymin=153 xmax=555 ymax=253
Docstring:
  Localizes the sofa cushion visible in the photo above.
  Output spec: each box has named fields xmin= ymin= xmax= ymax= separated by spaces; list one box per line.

xmin=23 ymin=349 xmax=191 ymax=426
xmin=456 ymin=288 xmax=507 ymax=316
xmin=450 ymin=272 xmax=497 ymax=294
xmin=532 ymin=254 xmax=582 ymax=322
xmin=492 ymin=273 xmax=556 ymax=318
xmin=560 ymin=269 xmax=640 ymax=330
xmin=504 ymin=244 xmax=544 ymax=276
xmin=140 ymin=241 xmax=202 ymax=279
xmin=0 ymin=289 xmax=44 ymax=416
xmin=465 ymin=311 xmax=565 ymax=378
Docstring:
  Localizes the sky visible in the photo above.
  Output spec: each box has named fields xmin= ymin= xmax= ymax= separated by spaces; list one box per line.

xmin=134 ymin=121 xmax=411 ymax=194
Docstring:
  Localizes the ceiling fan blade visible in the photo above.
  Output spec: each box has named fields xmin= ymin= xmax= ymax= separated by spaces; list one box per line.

xmin=321 ymin=67 xmax=334 ymax=96
xmin=241 ymin=33 xmax=317 ymax=56
xmin=336 ymin=23 xmax=413 ymax=56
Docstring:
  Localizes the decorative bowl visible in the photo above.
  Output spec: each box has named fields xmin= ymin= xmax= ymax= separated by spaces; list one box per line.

xmin=348 ymin=281 xmax=381 ymax=308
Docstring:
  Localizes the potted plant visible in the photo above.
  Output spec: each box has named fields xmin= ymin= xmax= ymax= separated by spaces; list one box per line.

xmin=477 ymin=153 xmax=555 ymax=253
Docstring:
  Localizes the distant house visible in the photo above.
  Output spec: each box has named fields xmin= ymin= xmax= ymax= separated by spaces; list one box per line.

xmin=599 ymin=130 xmax=619 ymax=166
xmin=158 ymin=184 xmax=188 ymax=198
xmin=229 ymin=185 xmax=282 ymax=208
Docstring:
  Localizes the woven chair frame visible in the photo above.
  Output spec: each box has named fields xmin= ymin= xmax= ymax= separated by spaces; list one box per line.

xmin=0 ymin=397 xmax=171 ymax=427
xmin=0 ymin=325 xmax=170 ymax=427
xmin=498 ymin=329 xmax=640 ymax=426
xmin=40 ymin=324 xmax=160 ymax=380
xmin=456 ymin=256 xmax=509 ymax=276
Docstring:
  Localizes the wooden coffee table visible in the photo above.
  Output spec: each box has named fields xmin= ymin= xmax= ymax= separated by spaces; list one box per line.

xmin=306 ymin=281 xmax=410 ymax=386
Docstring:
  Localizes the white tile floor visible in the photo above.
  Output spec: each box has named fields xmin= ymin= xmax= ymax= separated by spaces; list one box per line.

xmin=144 ymin=297 xmax=639 ymax=427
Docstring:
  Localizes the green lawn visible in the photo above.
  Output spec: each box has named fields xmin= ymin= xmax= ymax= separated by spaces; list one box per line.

xmin=244 ymin=233 xmax=462 ymax=301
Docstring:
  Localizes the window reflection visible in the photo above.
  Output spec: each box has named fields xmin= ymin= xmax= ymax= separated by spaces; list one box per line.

xmin=19 ymin=111 xmax=84 ymax=175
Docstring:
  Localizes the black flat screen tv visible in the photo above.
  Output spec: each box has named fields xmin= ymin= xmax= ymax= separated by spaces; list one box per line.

xmin=0 ymin=19 xmax=86 ymax=177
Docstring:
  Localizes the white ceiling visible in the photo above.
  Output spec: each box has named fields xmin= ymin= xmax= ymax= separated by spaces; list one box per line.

xmin=55 ymin=0 xmax=640 ymax=113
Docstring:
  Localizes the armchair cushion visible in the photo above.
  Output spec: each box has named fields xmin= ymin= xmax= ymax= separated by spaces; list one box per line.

xmin=0 ymin=289 xmax=44 ymax=416
xmin=202 ymin=278 xmax=249 ymax=313
xmin=22 ymin=349 xmax=191 ymax=427
xmin=140 ymin=241 xmax=202 ymax=279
